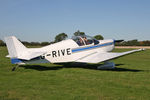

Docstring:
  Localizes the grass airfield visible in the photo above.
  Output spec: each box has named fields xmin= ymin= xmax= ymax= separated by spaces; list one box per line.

xmin=0 ymin=47 xmax=150 ymax=100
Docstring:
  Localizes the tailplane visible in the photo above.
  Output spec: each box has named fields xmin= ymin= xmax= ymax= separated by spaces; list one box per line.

xmin=5 ymin=36 xmax=27 ymax=58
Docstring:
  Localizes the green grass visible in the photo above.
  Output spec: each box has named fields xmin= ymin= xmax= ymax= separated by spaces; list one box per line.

xmin=0 ymin=46 xmax=150 ymax=100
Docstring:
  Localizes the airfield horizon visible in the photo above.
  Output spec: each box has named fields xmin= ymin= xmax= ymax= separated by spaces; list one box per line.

xmin=115 ymin=46 xmax=150 ymax=49
xmin=0 ymin=47 xmax=150 ymax=100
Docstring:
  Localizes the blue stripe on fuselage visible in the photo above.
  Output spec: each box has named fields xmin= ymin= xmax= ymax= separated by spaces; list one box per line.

xmin=72 ymin=42 xmax=113 ymax=53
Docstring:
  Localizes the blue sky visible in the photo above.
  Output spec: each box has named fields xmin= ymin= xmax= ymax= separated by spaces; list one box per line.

xmin=0 ymin=0 xmax=150 ymax=42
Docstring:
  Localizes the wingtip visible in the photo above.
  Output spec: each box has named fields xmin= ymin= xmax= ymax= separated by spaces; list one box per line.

xmin=6 ymin=55 xmax=10 ymax=58
xmin=138 ymin=48 xmax=146 ymax=51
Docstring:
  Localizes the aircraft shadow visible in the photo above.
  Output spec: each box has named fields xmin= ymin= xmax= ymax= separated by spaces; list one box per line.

xmin=20 ymin=65 xmax=63 ymax=71
xmin=20 ymin=63 xmax=143 ymax=72
xmin=61 ymin=63 xmax=143 ymax=72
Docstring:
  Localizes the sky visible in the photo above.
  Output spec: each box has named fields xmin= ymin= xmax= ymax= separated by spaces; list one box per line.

xmin=0 ymin=0 xmax=150 ymax=42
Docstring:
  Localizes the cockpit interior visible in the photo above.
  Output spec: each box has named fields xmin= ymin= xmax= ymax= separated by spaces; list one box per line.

xmin=72 ymin=35 xmax=99 ymax=46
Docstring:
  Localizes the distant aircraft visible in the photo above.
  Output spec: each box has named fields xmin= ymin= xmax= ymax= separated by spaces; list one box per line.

xmin=5 ymin=35 xmax=144 ymax=70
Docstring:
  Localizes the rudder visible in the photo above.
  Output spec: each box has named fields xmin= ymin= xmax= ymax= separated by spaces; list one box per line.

xmin=5 ymin=36 xmax=27 ymax=58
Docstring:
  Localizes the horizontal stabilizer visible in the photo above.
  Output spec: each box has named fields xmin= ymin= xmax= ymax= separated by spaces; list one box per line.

xmin=17 ymin=51 xmax=46 ymax=60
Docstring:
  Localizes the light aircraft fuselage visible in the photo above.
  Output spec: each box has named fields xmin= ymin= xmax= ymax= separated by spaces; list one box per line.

xmin=5 ymin=35 xmax=144 ymax=70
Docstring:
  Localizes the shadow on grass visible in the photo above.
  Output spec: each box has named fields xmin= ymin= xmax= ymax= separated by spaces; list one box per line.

xmin=62 ymin=63 xmax=143 ymax=72
xmin=19 ymin=63 xmax=144 ymax=72
xmin=20 ymin=65 xmax=63 ymax=71
xmin=102 ymin=67 xmax=143 ymax=72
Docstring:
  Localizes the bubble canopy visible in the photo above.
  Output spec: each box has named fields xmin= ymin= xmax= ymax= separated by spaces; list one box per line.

xmin=72 ymin=35 xmax=99 ymax=46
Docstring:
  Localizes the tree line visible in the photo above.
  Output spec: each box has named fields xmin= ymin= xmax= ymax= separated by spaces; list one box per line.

xmin=115 ymin=39 xmax=150 ymax=46
xmin=0 ymin=30 xmax=103 ymax=46
xmin=0 ymin=30 xmax=150 ymax=46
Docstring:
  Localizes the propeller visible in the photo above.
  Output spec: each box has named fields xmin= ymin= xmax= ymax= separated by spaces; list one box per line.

xmin=114 ymin=40 xmax=124 ymax=43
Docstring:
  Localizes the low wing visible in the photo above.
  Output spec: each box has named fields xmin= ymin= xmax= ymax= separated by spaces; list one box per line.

xmin=75 ymin=49 xmax=144 ymax=63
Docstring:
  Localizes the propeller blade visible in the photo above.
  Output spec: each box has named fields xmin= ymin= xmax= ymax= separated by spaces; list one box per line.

xmin=115 ymin=40 xmax=124 ymax=43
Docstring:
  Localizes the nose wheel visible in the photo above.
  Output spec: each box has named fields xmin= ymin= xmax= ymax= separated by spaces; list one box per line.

xmin=97 ymin=62 xmax=115 ymax=70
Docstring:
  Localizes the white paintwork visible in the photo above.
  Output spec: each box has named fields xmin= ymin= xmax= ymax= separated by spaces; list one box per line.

xmin=5 ymin=36 xmax=27 ymax=58
xmin=76 ymin=48 xmax=143 ymax=63
xmin=5 ymin=36 xmax=144 ymax=68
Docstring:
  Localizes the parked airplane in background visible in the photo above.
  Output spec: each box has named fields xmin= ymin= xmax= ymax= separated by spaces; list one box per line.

xmin=5 ymin=35 xmax=144 ymax=70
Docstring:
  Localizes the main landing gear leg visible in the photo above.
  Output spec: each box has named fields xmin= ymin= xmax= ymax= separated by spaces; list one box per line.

xmin=12 ymin=64 xmax=19 ymax=71
xmin=97 ymin=62 xmax=115 ymax=70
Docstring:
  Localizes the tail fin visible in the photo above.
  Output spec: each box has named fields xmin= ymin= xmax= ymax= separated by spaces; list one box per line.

xmin=5 ymin=36 xmax=27 ymax=58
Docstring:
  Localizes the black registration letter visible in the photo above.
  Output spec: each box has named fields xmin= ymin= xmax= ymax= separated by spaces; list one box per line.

xmin=52 ymin=51 xmax=57 ymax=57
xmin=67 ymin=48 xmax=71 ymax=55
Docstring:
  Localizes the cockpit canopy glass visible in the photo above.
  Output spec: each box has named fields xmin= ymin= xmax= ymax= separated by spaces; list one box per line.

xmin=72 ymin=35 xmax=99 ymax=46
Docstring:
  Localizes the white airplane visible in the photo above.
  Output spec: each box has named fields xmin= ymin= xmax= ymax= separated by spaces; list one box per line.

xmin=5 ymin=35 xmax=144 ymax=70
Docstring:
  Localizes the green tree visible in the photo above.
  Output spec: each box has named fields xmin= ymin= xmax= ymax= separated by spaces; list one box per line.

xmin=117 ymin=39 xmax=140 ymax=46
xmin=30 ymin=42 xmax=41 ymax=46
xmin=55 ymin=33 xmax=68 ymax=42
xmin=74 ymin=30 xmax=85 ymax=36
xmin=142 ymin=40 xmax=150 ymax=46
xmin=94 ymin=35 xmax=104 ymax=40
xmin=0 ymin=40 xmax=5 ymax=46
xmin=41 ymin=42 xmax=50 ymax=46
xmin=22 ymin=41 xmax=30 ymax=46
